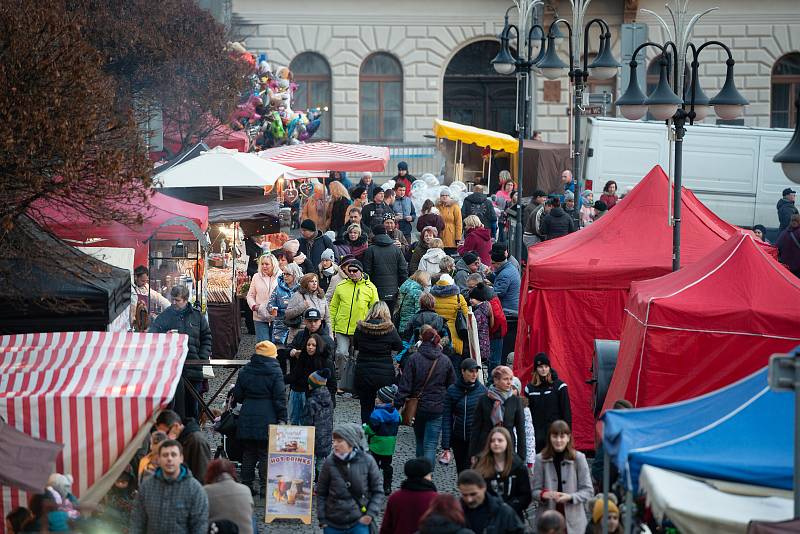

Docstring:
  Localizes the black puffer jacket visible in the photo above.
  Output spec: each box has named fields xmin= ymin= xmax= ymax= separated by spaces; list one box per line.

xmin=353 ymin=319 xmax=404 ymax=390
xmin=484 ymin=455 xmax=532 ymax=519
xmin=230 ymin=355 xmax=287 ymax=441
xmin=298 ymin=230 xmax=337 ymax=268
xmin=362 ymin=234 xmax=408 ymax=301
xmin=395 ymin=342 xmax=456 ymax=416
xmin=441 ymin=375 xmax=487 ymax=449
xmin=286 ymin=338 xmax=337 ymax=400
xmin=403 ymin=310 xmax=451 ymax=344
xmin=148 ymin=305 xmax=211 ymax=380
xmin=464 ymin=493 xmax=525 ymax=534
xmin=461 ymin=192 xmax=497 ymax=230
xmin=778 ymin=198 xmax=799 ymax=230
xmin=541 ymin=207 xmax=576 ymax=240
xmin=469 ymin=391 xmax=526 ymax=459
xmin=524 ymin=370 xmax=571 ymax=452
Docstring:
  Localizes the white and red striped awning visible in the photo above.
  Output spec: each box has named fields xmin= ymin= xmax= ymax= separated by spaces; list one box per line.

xmin=259 ymin=141 xmax=390 ymax=172
xmin=0 ymin=332 xmax=187 ymax=521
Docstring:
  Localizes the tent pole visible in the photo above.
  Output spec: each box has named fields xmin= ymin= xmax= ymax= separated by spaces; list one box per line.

xmin=487 ymin=149 xmax=493 ymax=194
xmin=219 ymin=185 xmax=224 ymax=201
xmin=603 ymin=453 xmax=610 ymax=534
xmin=624 ymin=487 xmax=633 ymax=534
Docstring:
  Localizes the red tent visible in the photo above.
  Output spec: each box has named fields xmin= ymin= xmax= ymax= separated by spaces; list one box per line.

xmin=603 ymin=232 xmax=800 ymax=413
xmin=259 ymin=141 xmax=390 ymax=172
xmin=34 ymin=193 xmax=209 ymax=267
xmin=514 ymin=165 xmax=746 ymax=449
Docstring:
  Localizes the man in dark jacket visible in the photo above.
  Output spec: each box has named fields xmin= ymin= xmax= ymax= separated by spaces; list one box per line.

xmin=130 ymin=440 xmax=208 ymax=534
xmin=462 ymin=185 xmax=497 ymax=235
xmin=299 ymin=219 xmax=337 ymax=268
xmin=454 ymin=251 xmax=486 ymax=291
xmin=362 ymin=187 xmax=390 ymax=230
xmin=540 ymin=197 xmax=576 ymax=240
xmin=154 ymin=410 xmax=212 ymax=484
xmin=458 ymin=470 xmax=525 ymax=534
xmin=362 ymin=225 xmax=408 ymax=307
xmin=778 ymin=187 xmax=798 ymax=231
xmin=148 ymin=285 xmax=212 ymax=420
xmin=441 ymin=359 xmax=488 ymax=473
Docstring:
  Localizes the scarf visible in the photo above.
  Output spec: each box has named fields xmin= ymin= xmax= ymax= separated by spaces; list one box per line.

xmin=487 ymin=386 xmax=513 ymax=426
xmin=400 ymin=478 xmax=437 ymax=492
xmin=334 ymin=449 xmax=356 ymax=461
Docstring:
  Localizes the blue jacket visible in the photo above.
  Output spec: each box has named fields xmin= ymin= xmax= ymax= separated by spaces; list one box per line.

xmin=392 ymin=196 xmax=416 ymax=235
xmin=231 ymin=355 xmax=287 ymax=440
xmin=441 ymin=375 xmax=488 ymax=449
xmin=364 ymin=403 xmax=400 ymax=456
xmin=492 ymin=260 xmax=520 ymax=312
xmin=268 ymin=274 xmax=299 ymax=344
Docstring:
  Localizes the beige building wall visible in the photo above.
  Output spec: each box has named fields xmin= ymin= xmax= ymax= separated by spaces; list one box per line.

xmin=232 ymin=0 xmax=800 ymax=146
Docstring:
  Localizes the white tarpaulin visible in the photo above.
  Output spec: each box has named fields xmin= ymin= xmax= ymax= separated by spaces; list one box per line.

xmin=639 ymin=465 xmax=794 ymax=534
xmin=155 ymin=146 xmax=293 ymax=188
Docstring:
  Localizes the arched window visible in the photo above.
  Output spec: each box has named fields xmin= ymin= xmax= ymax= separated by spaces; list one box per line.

xmin=771 ymin=52 xmax=800 ymax=128
xmin=291 ymin=52 xmax=332 ymax=139
xmin=360 ymin=53 xmax=403 ymax=142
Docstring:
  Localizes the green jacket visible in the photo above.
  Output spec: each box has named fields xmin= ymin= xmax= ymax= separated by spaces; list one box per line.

xmin=363 ymin=403 xmax=400 ymax=456
xmin=329 ymin=275 xmax=379 ymax=336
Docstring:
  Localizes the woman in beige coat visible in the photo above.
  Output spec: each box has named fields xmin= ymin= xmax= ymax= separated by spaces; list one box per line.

xmin=531 ymin=420 xmax=593 ymax=534
xmin=436 ymin=188 xmax=462 ymax=254
xmin=246 ymin=253 xmax=280 ymax=343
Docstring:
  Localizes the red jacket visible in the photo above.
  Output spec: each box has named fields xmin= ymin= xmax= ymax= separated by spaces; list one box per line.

xmin=458 ymin=226 xmax=492 ymax=265
xmin=489 ymin=296 xmax=507 ymax=338
xmin=380 ymin=484 xmax=438 ymax=534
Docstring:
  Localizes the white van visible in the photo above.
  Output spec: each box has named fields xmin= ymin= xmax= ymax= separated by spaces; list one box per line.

xmin=583 ymin=117 xmax=795 ymax=229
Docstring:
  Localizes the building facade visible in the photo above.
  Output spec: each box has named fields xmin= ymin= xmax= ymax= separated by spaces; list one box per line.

xmin=231 ymin=0 xmax=800 ymax=151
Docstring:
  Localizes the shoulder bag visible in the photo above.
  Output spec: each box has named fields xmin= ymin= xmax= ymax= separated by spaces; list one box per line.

xmin=454 ymin=294 xmax=469 ymax=340
xmin=400 ymin=357 xmax=440 ymax=426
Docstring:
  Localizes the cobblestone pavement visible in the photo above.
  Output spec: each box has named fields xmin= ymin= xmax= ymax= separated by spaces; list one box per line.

xmin=204 ymin=330 xmax=463 ymax=533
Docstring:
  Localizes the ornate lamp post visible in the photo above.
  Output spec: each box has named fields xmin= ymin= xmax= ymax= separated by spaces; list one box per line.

xmin=616 ymin=1 xmax=748 ymax=271
xmin=774 ymin=91 xmax=800 ymax=183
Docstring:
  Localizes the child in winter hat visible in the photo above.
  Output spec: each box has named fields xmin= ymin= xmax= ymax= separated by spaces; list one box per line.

xmin=363 ymin=384 xmax=401 ymax=495
xmin=303 ymin=369 xmax=333 ymax=480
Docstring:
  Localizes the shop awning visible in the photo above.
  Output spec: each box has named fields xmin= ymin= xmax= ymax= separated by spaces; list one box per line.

xmin=259 ymin=141 xmax=390 ymax=172
xmin=433 ymin=119 xmax=519 ymax=154
xmin=0 ymin=332 xmax=187 ymax=519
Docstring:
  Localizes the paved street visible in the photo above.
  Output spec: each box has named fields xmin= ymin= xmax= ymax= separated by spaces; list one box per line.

xmin=205 ymin=330 xmax=463 ymax=533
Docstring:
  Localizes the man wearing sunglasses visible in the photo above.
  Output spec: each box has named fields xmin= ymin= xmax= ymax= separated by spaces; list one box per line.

xmin=329 ymin=259 xmax=379 ymax=394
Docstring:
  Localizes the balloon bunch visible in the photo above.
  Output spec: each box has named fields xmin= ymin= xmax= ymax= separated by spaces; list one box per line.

xmin=226 ymin=44 xmax=327 ymax=148
xmin=382 ymin=173 xmax=469 ymax=215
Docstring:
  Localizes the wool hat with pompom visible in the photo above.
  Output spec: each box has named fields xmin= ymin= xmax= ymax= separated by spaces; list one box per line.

xmin=308 ymin=368 xmax=330 ymax=389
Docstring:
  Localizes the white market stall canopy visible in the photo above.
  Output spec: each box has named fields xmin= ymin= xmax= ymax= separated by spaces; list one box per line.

xmin=154 ymin=146 xmax=293 ymax=188
xmin=640 ymin=465 xmax=794 ymax=534
xmin=0 ymin=332 xmax=188 ymax=520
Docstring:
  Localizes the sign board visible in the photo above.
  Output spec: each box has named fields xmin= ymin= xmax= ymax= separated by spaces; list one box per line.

xmin=265 ymin=425 xmax=316 ymax=525
xmin=465 ymin=309 xmax=484 ymax=384
xmin=768 ymin=353 xmax=799 ymax=392
xmin=567 ymin=106 xmax=606 ymax=117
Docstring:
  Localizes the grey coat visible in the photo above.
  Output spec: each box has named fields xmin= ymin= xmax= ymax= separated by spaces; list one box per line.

xmin=204 ymin=473 xmax=254 ymax=534
xmin=531 ymin=451 xmax=594 ymax=534
xmin=303 ymin=386 xmax=334 ymax=458
xmin=317 ymin=449 xmax=384 ymax=529
xmin=130 ymin=466 xmax=208 ymax=534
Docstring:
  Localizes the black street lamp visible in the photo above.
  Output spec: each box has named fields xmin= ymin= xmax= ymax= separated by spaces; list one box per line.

xmin=490 ymin=4 xmax=547 ymax=263
xmin=774 ymin=90 xmax=800 ymax=183
xmin=617 ymin=38 xmax=748 ymax=271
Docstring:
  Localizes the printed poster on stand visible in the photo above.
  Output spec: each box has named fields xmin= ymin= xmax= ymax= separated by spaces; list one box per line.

xmin=265 ymin=425 xmax=316 ymax=525
xmin=466 ymin=309 xmax=485 ymax=384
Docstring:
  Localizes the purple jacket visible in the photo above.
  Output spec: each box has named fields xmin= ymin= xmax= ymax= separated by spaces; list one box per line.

xmin=395 ymin=342 xmax=456 ymax=415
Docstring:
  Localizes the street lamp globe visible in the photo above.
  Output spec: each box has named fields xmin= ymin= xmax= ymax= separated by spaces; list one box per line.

xmin=587 ymin=37 xmax=621 ymax=80
xmin=686 ymin=74 xmax=711 ymax=121
xmin=645 ymin=62 xmax=683 ymax=121
xmin=491 ymin=37 xmax=517 ymax=75
xmin=616 ymin=61 xmax=648 ymax=120
xmin=709 ymin=59 xmax=748 ymax=120
xmin=537 ymin=35 xmax=568 ymax=80
xmin=773 ymin=98 xmax=800 ymax=183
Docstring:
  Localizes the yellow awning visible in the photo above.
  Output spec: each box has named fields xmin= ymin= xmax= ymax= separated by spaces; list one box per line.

xmin=433 ymin=119 xmax=519 ymax=154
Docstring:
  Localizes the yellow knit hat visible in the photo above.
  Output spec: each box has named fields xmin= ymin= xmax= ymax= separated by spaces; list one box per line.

xmin=255 ymin=340 xmax=277 ymax=357
xmin=592 ymin=497 xmax=619 ymax=523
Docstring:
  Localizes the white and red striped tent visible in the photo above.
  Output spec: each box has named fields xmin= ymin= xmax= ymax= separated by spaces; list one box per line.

xmin=259 ymin=141 xmax=390 ymax=172
xmin=0 ymin=332 xmax=187 ymax=523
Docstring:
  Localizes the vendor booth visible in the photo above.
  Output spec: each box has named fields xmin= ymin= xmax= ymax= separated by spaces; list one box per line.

xmin=519 ymin=139 xmax=572 ymax=197
xmin=259 ymin=141 xmax=390 ymax=172
xmin=514 ymin=165 xmax=747 ymax=449
xmin=0 ymin=217 xmax=131 ymax=334
xmin=433 ymin=118 xmax=518 ymax=189
xmin=603 ymin=232 xmax=800 ymax=411
xmin=0 ymin=331 xmax=188 ymax=526
xmin=602 ymin=365 xmax=795 ymax=532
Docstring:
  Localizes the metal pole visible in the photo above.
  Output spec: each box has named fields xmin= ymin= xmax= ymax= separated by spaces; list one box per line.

xmin=672 ymin=116 xmax=685 ymax=271
xmin=624 ymin=487 xmax=633 ymax=534
xmin=573 ymin=75 xmax=583 ymax=226
xmin=516 ymin=70 xmax=527 ymax=265
xmin=603 ymin=452 xmax=610 ymax=534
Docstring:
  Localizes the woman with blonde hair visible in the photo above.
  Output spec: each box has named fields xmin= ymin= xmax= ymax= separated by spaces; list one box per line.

xmin=437 ymin=188 xmax=462 ymax=255
xmin=300 ymin=180 xmax=328 ymax=231
xmin=458 ymin=214 xmax=492 ymax=265
xmin=469 ymin=366 xmax=526 ymax=461
xmin=531 ymin=420 xmax=593 ymax=533
xmin=247 ymin=253 xmax=280 ymax=343
xmin=267 ymin=262 xmax=303 ymax=346
xmin=325 ymin=180 xmax=351 ymax=235
xmin=284 ymin=273 xmax=331 ymax=343
xmin=473 ymin=426 xmax=532 ymax=519
xmin=419 ymin=237 xmax=447 ymax=275
xmin=353 ymin=301 xmax=404 ymax=423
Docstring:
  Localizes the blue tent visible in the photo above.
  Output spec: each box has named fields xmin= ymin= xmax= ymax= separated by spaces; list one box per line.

xmin=602 ymin=366 xmax=794 ymax=493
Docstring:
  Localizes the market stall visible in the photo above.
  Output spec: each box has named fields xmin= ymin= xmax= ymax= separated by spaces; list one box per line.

xmin=258 ymin=141 xmax=390 ymax=172
xmin=0 ymin=331 xmax=188 ymax=525
xmin=432 ymin=118 xmax=519 ymax=189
